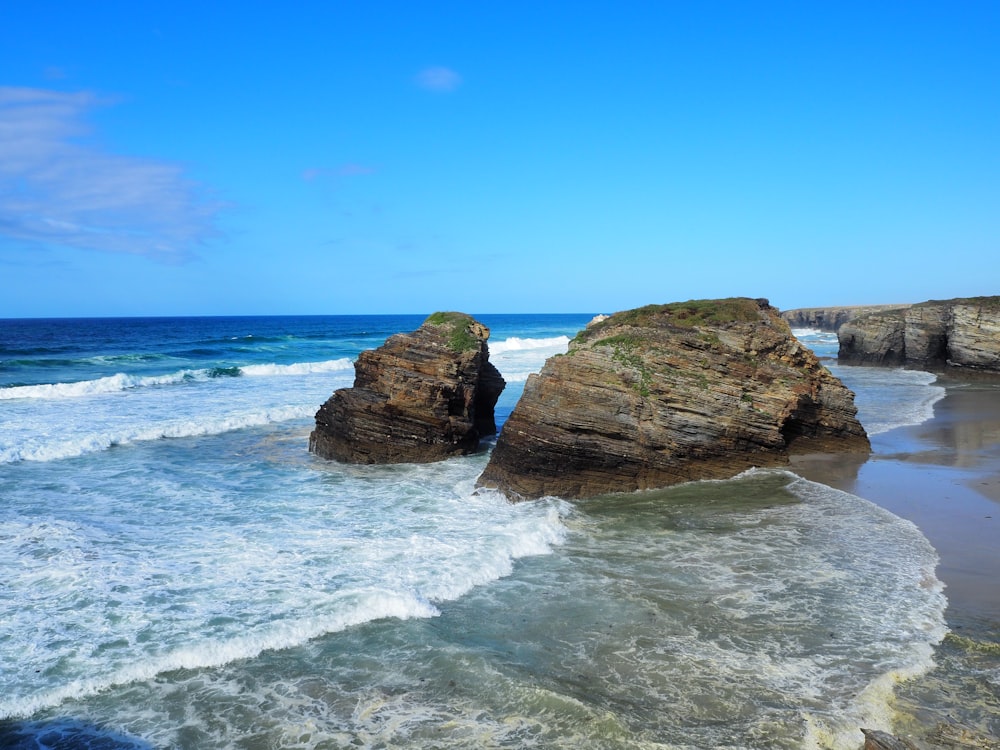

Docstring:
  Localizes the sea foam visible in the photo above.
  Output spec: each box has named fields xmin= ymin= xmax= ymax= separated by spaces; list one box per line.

xmin=0 ymin=359 xmax=354 ymax=401
xmin=0 ymin=405 xmax=318 ymax=463
xmin=489 ymin=335 xmax=571 ymax=355
xmin=490 ymin=335 xmax=570 ymax=383
xmin=0 ymin=455 xmax=568 ymax=720
xmin=832 ymin=365 xmax=946 ymax=434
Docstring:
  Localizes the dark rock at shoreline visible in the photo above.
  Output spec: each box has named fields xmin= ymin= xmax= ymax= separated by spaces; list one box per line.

xmin=838 ymin=297 xmax=1000 ymax=371
xmin=309 ymin=312 xmax=505 ymax=464
xmin=861 ymin=728 xmax=919 ymax=750
xmin=781 ymin=304 xmax=912 ymax=332
xmin=477 ymin=298 xmax=870 ymax=500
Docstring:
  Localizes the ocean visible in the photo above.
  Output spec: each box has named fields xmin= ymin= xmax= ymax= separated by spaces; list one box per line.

xmin=0 ymin=316 xmax=974 ymax=749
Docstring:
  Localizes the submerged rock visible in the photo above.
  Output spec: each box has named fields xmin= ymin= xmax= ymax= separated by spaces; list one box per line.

xmin=309 ymin=312 xmax=505 ymax=464
xmin=839 ymin=297 xmax=1000 ymax=371
xmin=477 ymin=298 xmax=869 ymax=500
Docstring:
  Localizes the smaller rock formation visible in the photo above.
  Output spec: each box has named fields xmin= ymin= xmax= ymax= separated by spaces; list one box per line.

xmin=837 ymin=308 xmax=910 ymax=366
xmin=839 ymin=297 xmax=1000 ymax=371
xmin=477 ymin=298 xmax=870 ymax=501
xmin=309 ymin=312 xmax=505 ymax=464
xmin=863 ymin=723 xmax=1000 ymax=750
xmin=780 ymin=305 xmax=911 ymax=332
xmin=861 ymin=728 xmax=918 ymax=750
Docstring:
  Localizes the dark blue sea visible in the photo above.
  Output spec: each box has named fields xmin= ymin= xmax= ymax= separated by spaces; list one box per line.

xmin=0 ymin=316 xmax=953 ymax=748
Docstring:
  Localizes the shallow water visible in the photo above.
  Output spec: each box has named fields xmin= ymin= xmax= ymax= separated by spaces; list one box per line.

xmin=0 ymin=465 xmax=947 ymax=749
xmin=0 ymin=316 xmax=984 ymax=748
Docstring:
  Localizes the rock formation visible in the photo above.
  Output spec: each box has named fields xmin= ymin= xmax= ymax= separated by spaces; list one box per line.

xmin=780 ymin=304 xmax=911 ymax=332
xmin=477 ymin=298 xmax=869 ymax=500
xmin=838 ymin=297 xmax=1000 ymax=371
xmin=860 ymin=729 xmax=919 ymax=750
xmin=862 ymin=723 xmax=1000 ymax=749
xmin=837 ymin=308 xmax=910 ymax=366
xmin=309 ymin=312 xmax=505 ymax=464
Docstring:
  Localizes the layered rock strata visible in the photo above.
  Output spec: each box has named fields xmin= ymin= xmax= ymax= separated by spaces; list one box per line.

xmin=310 ymin=312 xmax=505 ymax=463
xmin=780 ymin=304 xmax=911 ymax=332
xmin=838 ymin=297 xmax=1000 ymax=370
xmin=477 ymin=298 xmax=869 ymax=500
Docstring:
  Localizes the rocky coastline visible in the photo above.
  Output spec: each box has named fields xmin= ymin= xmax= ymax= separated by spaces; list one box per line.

xmin=838 ymin=296 xmax=1000 ymax=371
xmin=781 ymin=304 xmax=911 ymax=332
xmin=477 ymin=298 xmax=870 ymax=500
xmin=301 ymin=302 xmax=999 ymax=747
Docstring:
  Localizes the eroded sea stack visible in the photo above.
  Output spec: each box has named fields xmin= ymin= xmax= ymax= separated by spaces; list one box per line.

xmin=780 ymin=304 xmax=911 ymax=332
xmin=309 ymin=312 xmax=505 ymax=464
xmin=477 ymin=298 xmax=869 ymax=500
xmin=838 ymin=296 xmax=1000 ymax=370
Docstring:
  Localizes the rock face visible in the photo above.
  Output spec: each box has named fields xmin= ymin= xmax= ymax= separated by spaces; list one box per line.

xmin=860 ymin=729 xmax=918 ymax=750
xmin=836 ymin=308 xmax=909 ymax=366
xmin=477 ymin=298 xmax=870 ymax=500
xmin=780 ymin=304 xmax=911 ymax=332
xmin=838 ymin=297 xmax=1000 ymax=370
xmin=309 ymin=312 xmax=505 ymax=464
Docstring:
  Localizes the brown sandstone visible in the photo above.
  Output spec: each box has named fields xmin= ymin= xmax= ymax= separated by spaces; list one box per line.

xmin=309 ymin=312 xmax=504 ymax=464
xmin=477 ymin=298 xmax=869 ymax=500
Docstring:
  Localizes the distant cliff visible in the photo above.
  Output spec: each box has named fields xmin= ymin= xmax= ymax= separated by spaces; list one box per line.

xmin=838 ymin=297 xmax=1000 ymax=371
xmin=781 ymin=305 xmax=911 ymax=332
xmin=477 ymin=298 xmax=869 ymax=501
xmin=310 ymin=312 xmax=505 ymax=463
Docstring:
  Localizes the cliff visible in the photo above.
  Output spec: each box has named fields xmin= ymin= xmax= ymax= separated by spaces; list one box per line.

xmin=780 ymin=305 xmax=911 ymax=332
xmin=838 ymin=297 xmax=1000 ymax=370
xmin=309 ymin=312 xmax=505 ymax=463
xmin=477 ymin=298 xmax=869 ymax=500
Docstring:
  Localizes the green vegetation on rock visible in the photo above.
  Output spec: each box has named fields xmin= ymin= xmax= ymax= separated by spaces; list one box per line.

xmin=596 ymin=334 xmax=653 ymax=397
xmin=578 ymin=298 xmax=766 ymax=344
xmin=654 ymin=298 xmax=765 ymax=327
xmin=424 ymin=311 xmax=482 ymax=352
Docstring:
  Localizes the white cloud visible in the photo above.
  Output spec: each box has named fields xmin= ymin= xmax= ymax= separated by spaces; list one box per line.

xmin=415 ymin=66 xmax=462 ymax=93
xmin=0 ymin=86 xmax=223 ymax=260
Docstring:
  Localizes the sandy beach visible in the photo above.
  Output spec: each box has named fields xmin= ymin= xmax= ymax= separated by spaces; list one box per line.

xmin=794 ymin=372 xmax=1000 ymax=745
xmin=797 ymin=373 xmax=1000 ymax=625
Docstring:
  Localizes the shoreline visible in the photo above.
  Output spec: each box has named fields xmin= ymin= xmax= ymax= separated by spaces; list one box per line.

xmin=792 ymin=371 xmax=1000 ymax=745
xmin=793 ymin=372 xmax=1000 ymax=626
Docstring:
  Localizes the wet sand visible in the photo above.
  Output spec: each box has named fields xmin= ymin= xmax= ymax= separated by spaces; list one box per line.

xmin=793 ymin=373 xmax=1000 ymax=626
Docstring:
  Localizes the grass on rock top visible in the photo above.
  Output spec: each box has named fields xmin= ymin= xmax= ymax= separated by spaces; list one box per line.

xmin=424 ymin=311 xmax=482 ymax=353
xmin=577 ymin=298 xmax=767 ymax=345
xmin=859 ymin=296 xmax=1000 ymax=321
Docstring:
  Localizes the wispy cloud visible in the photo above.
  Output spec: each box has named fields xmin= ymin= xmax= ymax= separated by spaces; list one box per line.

xmin=415 ymin=66 xmax=462 ymax=93
xmin=0 ymin=86 xmax=223 ymax=261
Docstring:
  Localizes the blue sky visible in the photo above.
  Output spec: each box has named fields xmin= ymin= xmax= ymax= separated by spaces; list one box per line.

xmin=2 ymin=2 xmax=998 ymax=317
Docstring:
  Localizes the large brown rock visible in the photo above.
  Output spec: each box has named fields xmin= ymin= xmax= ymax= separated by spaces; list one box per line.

xmin=309 ymin=312 xmax=505 ymax=464
xmin=839 ymin=297 xmax=1000 ymax=371
xmin=477 ymin=298 xmax=869 ymax=500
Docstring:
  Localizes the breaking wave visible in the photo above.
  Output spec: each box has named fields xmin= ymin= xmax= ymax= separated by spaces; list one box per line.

xmin=0 ymin=359 xmax=354 ymax=401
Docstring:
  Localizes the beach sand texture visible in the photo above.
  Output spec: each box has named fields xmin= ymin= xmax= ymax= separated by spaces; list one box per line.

xmin=795 ymin=374 xmax=1000 ymax=744
xmin=798 ymin=376 xmax=1000 ymax=623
